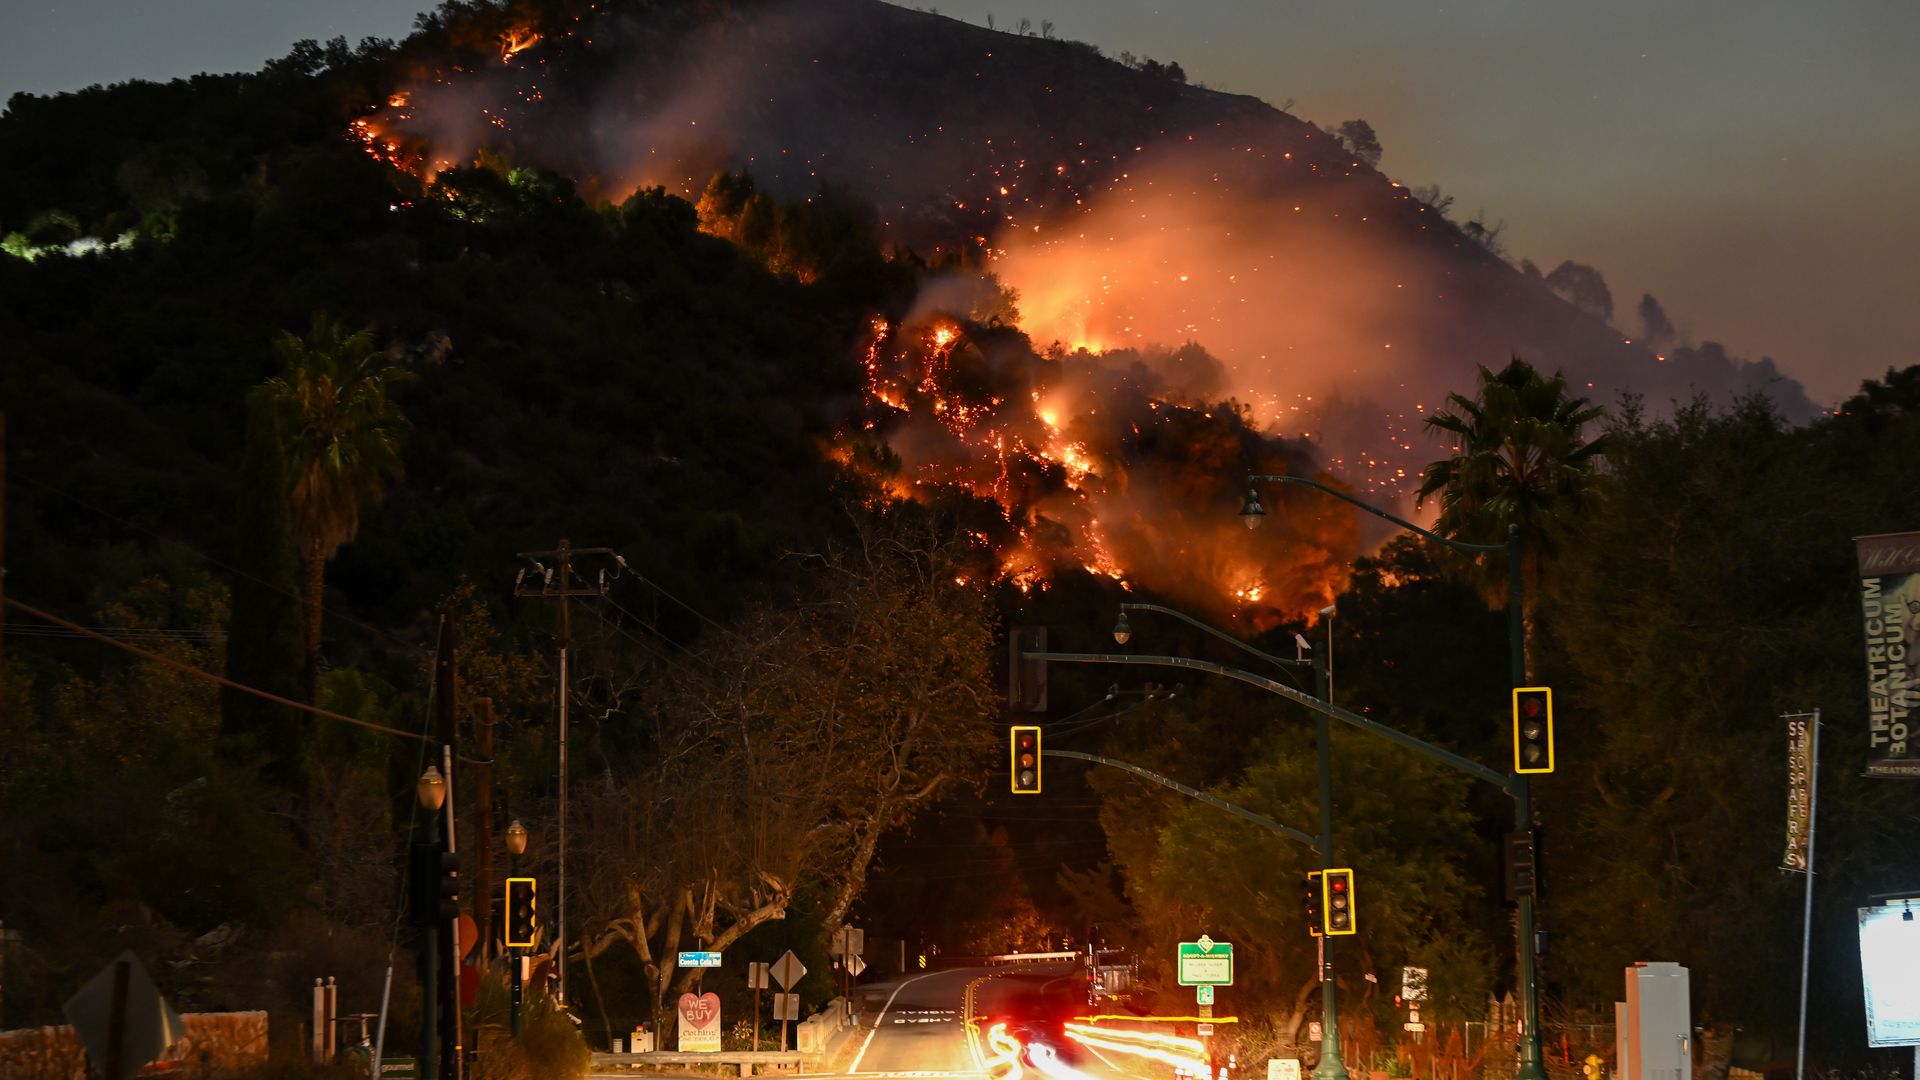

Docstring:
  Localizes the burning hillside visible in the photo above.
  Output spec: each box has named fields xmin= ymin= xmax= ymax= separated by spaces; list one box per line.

xmin=344 ymin=0 xmax=1810 ymax=616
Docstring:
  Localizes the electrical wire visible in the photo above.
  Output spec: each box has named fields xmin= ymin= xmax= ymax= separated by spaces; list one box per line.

xmin=6 ymin=596 xmax=435 ymax=744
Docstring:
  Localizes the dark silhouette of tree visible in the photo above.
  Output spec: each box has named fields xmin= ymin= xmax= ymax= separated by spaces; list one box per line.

xmin=253 ymin=316 xmax=413 ymax=688
xmin=1334 ymin=119 xmax=1382 ymax=167
xmin=1545 ymin=259 xmax=1614 ymax=322
xmin=1637 ymin=293 xmax=1676 ymax=349
xmin=1416 ymin=357 xmax=1610 ymax=613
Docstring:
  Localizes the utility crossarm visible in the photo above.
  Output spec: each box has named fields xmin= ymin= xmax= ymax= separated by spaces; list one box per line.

xmin=1043 ymin=748 xmax=1318 ymax=851
xmin=1026 ymin=650 xmax=1513 ymax=794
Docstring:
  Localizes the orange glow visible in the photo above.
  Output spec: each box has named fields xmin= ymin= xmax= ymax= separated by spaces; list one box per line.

xmin=1062 ymin=1022 xmax=1211 ymax=1072
xmin=500 ymin=28 xmax=543 ymax=62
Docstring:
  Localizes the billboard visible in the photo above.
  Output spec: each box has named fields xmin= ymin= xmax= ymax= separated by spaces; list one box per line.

xmin=1855 ymin=533 xmax=1920 ymax=778
xmin=1859 ymin=904 xmax=1920 ymax=1046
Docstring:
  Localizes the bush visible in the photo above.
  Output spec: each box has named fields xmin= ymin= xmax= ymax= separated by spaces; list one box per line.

xmin=466 ymin=971 xmax=589 ymax=1080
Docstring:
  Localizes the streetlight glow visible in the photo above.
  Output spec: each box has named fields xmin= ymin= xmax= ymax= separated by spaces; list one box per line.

xmin=505 ymin=819 xmax=528 ymax=856
xmin=1238 ymin=489 xmax=1265 ymax=530
xmin=417 ymin=765 xmax=447 ymax=811
xmin=1112 ymin=611 xmax=1132 ymax=645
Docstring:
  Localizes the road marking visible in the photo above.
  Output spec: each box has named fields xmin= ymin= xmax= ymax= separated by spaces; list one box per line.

xmin=849 ymin=971 xmax=946 ymax=1074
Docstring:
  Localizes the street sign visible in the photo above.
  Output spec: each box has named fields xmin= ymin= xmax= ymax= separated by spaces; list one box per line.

xmin=1307 ymin=1021 xmax=1323 ymax=1042
xmin=770 ymin=949 xmax=807 ymax=989
xmin=845 ymin=953 xmax=867 ymax=977
xmin=772 ymin=992 xmax=802 ymax=1021
xmin=748 ymin=962 xmax=771 ymax=990
xmin=63 ymin=951 xmax=185 ymax=1080
xmin=678 ymin=951 xmax=723 ymax=968
xmin=1196 ymin=984 xmax=1215 ymax=1006
xmin=1404 ymin=1021 xmax=1426 ymax=1033
xmin=831 ymin=927 xmax=865 ymax=957
xmin=1198 ymin=1023 xmax=1214 ymax=1037
xmin=1268 ymin=1059 xmax=1302 ymax=1080
xmin=1400 ymin=966 xmax=1428 ymax=1003
xmin=1177 ymin=936 xmax=1234 ymax=986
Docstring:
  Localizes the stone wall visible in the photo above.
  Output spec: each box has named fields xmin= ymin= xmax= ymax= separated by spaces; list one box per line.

xmin=0 ymin=1011 xmax=269 ymax=1079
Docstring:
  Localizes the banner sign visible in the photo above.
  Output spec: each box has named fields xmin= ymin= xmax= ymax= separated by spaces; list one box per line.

xmin=1856 ymin=533 xmax=1920 ymax=778
xmin=1782 ymin=713 xmax=1817 ymax=870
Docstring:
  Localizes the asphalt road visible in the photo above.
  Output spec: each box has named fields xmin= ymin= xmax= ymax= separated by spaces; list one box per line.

xmin=844 ymin=961 xmax=1157 ymax=1080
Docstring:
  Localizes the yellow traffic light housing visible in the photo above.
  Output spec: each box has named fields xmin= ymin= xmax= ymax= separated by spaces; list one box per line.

xmin=1321 ymin=868 xmax=1357 ymax=936
xmin=1512 ymin=687 xmax=1555 ymax=774
xmin=1011 ymin=725 xmax=1042 ymax=793
xmin=505 ymin=877 xmax=538 ymax=948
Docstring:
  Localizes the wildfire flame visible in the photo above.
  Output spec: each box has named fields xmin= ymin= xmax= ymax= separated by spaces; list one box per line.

xmin=500 ymin=28 xmax=542 ymax=62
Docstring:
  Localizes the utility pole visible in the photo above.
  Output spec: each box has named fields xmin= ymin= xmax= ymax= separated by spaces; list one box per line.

xmin=514 ymin=541 xmax=614 ymax=1010
xmin=1 ymin=411 xmax=8 ymax=719
xmin=433 ymin=615 xmax=465 ymax=1080
xmin=474 ymin=698 xmax=496 ymax=965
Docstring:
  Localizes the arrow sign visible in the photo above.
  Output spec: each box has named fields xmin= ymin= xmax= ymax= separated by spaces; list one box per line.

xmin=770 ymin=949 xmax=807 ymax=990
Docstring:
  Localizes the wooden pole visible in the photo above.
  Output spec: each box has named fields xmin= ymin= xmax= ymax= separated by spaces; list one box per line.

xmin=474 ymin=698 xmax=495 ymax=962
xmin=104 ymin=959 xmax=130 ymax=1080
xmin=1 ymin=411 xmax=8 ymax=719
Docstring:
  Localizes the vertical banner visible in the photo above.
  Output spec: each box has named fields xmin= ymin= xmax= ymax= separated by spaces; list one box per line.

xmin=1781 ymin=713 xmax=1816 ymax=871
xmin=1855 ymin=532 xmax=1920 ymax=778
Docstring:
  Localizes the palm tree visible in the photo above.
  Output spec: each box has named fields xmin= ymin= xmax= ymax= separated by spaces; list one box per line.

xmin=253 ymin=316 xmax=413 ymax=685
xmin=1416 ymin=356 xmax=1609 ymax=609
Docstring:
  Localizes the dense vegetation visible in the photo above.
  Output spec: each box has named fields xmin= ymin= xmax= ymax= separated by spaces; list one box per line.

xmin=2 ymin=1 xmax=1917 ymax=1076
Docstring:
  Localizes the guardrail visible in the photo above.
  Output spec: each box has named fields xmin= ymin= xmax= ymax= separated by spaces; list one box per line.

xmin=588 ymin=1050 xmax=804 ymax=1076
xmin=982 ymin=951 xmax=1082 ymax=965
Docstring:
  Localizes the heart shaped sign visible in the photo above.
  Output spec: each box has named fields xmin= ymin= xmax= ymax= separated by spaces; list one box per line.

xmin=678 ymin=991 xmax=722 ymax=1030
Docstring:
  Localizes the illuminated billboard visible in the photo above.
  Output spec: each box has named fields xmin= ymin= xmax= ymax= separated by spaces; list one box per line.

xmin=1859 ymin=903 xmax=1920 ymax=1046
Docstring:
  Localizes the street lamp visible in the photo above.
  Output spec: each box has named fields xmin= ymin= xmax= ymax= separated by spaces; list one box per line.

xmin=417 ymin=766 xmax=446 ymax=1080
xmin=1112 ymin=612 xmax=1132 ymax=645
xmin=1245 ymin=472 xmax=1545 ymax=1080
xmin=504 ymin=820 xmax=528 ymax=1039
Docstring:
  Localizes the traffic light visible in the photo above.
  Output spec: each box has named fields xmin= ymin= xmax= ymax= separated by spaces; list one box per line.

xmin=1504 ymin=830 xmax=1537 ymax=901
xmin=408 ymin=843 xmax=460 ymax=926
xmin=505 ymin=877 xmax=538 ymax=948
xmin=1512 ymin=687 xmax=1555 ymax=774
xmin=1321 ymin=869 xmax=1357 ymax=936
xmin=1011 ymin=725 xmax=1042 ymax=793
xmin=1302 ymin=871 xmax=1323 ymax=937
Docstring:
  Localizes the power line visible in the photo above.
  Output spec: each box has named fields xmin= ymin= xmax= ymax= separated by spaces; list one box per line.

xmin=6 ymin=595 xmax=434 ymax=745
xmin=9 ymin=469 xmax=428 ymax=658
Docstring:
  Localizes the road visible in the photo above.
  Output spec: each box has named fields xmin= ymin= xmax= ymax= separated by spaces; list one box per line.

xmin=844 ymin=961 xmax=1194 ymax=1080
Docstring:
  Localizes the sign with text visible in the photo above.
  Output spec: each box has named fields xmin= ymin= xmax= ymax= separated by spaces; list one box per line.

xmin=677 ymin=951 xmax=723 ymax=968
xmin=1268 ymin=1059 xmax=1301 ymax=1080
xmin=1782 ymin=713 xmax=1819 ymax=870
xmin=1859 ymin=904 xmax=1920 ymax=1046
xmin=677 ymin=992 xmax=722 ymax=1052
xmin=1400 ymin=966 xmax=1428 ymax=1002
xmin=1856 ymin=532 xmax=1920 ymax=777
xmin=1177 ymin=936 xmax=1234 ymax=986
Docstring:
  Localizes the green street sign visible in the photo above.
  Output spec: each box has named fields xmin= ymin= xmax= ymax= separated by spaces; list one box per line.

xmin=1177 ymin=935 xmax=1234 ymax=986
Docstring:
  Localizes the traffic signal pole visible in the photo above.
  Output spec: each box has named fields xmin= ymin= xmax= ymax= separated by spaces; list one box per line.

xmin=1310 ymin=649 xmax=1347 ymax=1080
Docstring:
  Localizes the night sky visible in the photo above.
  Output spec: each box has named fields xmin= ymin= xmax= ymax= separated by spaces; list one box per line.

xmin=5 ymin=0 xmax=1914 ymax=404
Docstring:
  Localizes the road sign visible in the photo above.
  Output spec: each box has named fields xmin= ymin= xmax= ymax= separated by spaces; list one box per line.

xmin=831 ymin=927 xmax=865 ymax=957
xmin=678 ymin=951 xmax=723 ymax=968
xmin=1198 ymin=1023 xmax=1214 ymax=1037
xmin=770 ymin=949 xmax=807 ymax=989
xmin=1400 ymin=966 xmax=1428 ymax=1002
xmin=1307 ymin=1021 xmax=1323 ymax=1042
xmin=63 ymin=951 xmax=185 ymax=1080
xmin=1403 ymin=1022 xmax=1426 ymax=1033
xmin=1268 ymin=1059 xmax=1302 ymax=1080
xmin=747 ymin=962 xmax=771 ymax=989
xmin=1196 ymin=984 xmax=1215 ymax=1006
xmin=772 ymin=992 xmax=802 ymax=1021
xmin=845 ymin=953 xmax=867 ymax=977
xmin=1177 ymin=936 xmax=1234 ymax=986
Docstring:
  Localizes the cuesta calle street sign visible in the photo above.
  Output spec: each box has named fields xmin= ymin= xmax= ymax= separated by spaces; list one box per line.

xmin=1177 ymin=935 xmax=1234 ymax=986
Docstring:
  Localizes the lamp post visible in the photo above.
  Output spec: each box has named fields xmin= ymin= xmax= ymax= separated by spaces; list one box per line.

xmin=1243 ymin=474 xmax=1545 ymax=1080
xmin=1115 ymin=603 xmax=1347 ymax=1080
xmin=505 ymin=820 xmax=528 ymax=1039
xmin=417 ymin=766 xmax=448 ymax=1080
